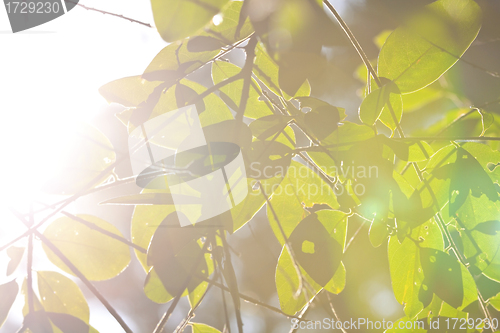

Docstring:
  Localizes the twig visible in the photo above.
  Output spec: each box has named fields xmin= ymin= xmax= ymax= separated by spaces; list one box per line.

xmin=36 ymin=203 xmax=147 ymax=254
xmin=67 ymin=1 xmax=152 ymax=28
xmin=325 ymin=292 xmax=347 ymax=333
xmin=323 ymin=0 xmax=405 ymax=138
xmin=260 ymin=186 xmax=306 ymax=299
xmin=27 ymin=233 xmax=34 ymax=315
xmin=10 ymin=209 xmax=134 ymax=333
xmin=236 ymin=35 xmax=258 ymax=123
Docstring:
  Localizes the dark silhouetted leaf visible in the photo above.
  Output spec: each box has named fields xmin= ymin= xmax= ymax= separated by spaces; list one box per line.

xmin=187 ymin=36 xmax=226 ymax=52
xmin=474 ymin=220 xmax=500 ymax=235
xmin=0 ymin=280 xmax=18 ymax=328
xmin=289 ymin=213 xmax=343 ymax=286
xmin=6 ymin=246 xmax=24 ymax=276
xmin=419 ymin=248 xmax=463 ymax=308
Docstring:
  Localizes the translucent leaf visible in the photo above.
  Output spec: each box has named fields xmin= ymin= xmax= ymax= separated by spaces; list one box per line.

xmin=151 ymin=0 xmax=229 ymax=42
xmin=267 ymin=161 xmax=339 ymax=244
xmin=212 ymin=61 xmax=273 ymax=119
xmin=191 ymin=323 xmax=222 ymax=333
xmin=142 ymin=44 xmax=217 ymax=84
xmin=231 ymin=176 xmax=282 ymax=232
xmin=378 ymin=0 xmax=482 ymax=93
xmin=388 ymin=219 xmax=443 ymax=319
xmin=490 ymin=292 xmax=500 ymax=311
xmin=42 ymin=123 xmax=116 ymax=195
xmin=99 ymin=75 xmax=160 ymax=107
xmin=0 ymin=280 xmax=18 ymax=328
xmin=359 ymin=80 xmax=401 ymax=127
xmin=37 ymin=271 xmax=89 ymax=323
xmin=42 ymin=215 xmax=131 ymax=281
xmin=401 ymin=83 xmax=443 ymax=112
xmin=407 ymin=141 xmax=434 ymax=162
xmin=187 ymin=36 xmax=227 ymax=52
xmin=249 ymin=115 xmax=293 ymax=142
xmin=245 ymin=140 xmax=293 ymax=180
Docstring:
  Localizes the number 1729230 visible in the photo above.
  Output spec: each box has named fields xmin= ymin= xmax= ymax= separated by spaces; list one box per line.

xmin=5 ymin=1 xmax=61 ymax=14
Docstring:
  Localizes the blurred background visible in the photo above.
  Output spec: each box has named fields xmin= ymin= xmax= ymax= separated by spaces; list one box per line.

xmin=1 ymin=0 xmax=500 ymax=332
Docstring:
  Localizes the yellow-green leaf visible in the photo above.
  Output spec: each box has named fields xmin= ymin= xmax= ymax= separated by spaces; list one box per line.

xmin=42 ymin=215 xmax=131 ymax=281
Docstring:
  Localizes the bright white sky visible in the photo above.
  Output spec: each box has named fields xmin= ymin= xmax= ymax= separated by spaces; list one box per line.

xmin=0 ymin=1 xmax=166 ymax=332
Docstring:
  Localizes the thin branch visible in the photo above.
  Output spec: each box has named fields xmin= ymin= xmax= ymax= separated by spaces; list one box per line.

xmin=67 ymin=0 xmax=153 ymax=28
xmin=219 ymin=230 xmax=243 ymax=333
xmin=36 ymin=203 xmax=147 ymax=254
xmin=27 ymin=233 xmax=34 ymax=315
xmin=259 ymin=185 xmax=306 ymax=299
xmin=10 ymin=209 xmax=134 ymax=333
xmin=236 ymin=35 xmax=258 ymax=123
xmin=323 ymin=0 xmax=405 ymax=138
xmin=325 ymin=292 xmax=347 ymax=333
xmin=194 ymin=274 xmax=306 ymax=320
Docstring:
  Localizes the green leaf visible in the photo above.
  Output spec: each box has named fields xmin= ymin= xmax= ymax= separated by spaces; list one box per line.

xmin=151 ymin=0 xmax=229 ymax=42
xmin=231 ymin=176 xmax=283 ymax=232
xmin=187 ymin=36 xmax=227 ymax=52
xmin=99 ymin=75 xmax=160 ymax=107
xmin=401 ymin=83 xmax=443 ymax=112
xmin=6 ymin=246 xmax=24 ymax=276
xmin=378 ymin=0 xmax=482 ymax=93
xmin=42 ymin=215 xmax=131 ymax=281
xmin=245 ymin=140 xmax=293 ymax=180
xmin=454 ymin=195 xmax=500 ymax=281
xmin=267 ymin=161 xmax=339 ymax=244
xmin=359 ymin=80 xmax=401 ymax=127
xmin=278 ymin=52 xmax=323 ymax=97
xmin=388 ymin=219 xmax=443 ymax=319
xmin=407 ymin=141 xmax=434 ymax=162
xmin=149 ymin=79 xmax=233 ymax=128
xmin=0 ymin=280 xmax=18 ymax=328
xmin=46 ymin=312 xmax=93 ymax=333
xmin=275 ymin=210 xmax=347 ymax=315
xmin=431 ymin=145 xmax=499 ymax=215
xmin=212 ymin=61 xmax=273 ymax=119
xmin=296 ymin=97 xmax=343 ymax=140
xmin=490 ymin=292 xmax=500 ymax=311
xmin=38 ymin=271 xmax=89 ymax=323
xmin=419 ymin=248 xmax=464 ymax=308
xmin=369 ymin=218 xmax=390 ymax=248
xmin=253 ymin=43 xmax=310 ymax=98
xmin=360 ymin=80 xmax=403 ymax=132
xmin=191 ymin=323 xmax=222 ymax=333
xmin=201 ymin=1 xmax=254 ymax=44
xmin=249 ymin=115 xmax=293 ymax=142
xmin=42 ymin=123 xmax=116 ymax=195
xmin=142 ymin=41 xmax=218 ymax=83
xmin=288 ymin=213 xmax=343 ymax=286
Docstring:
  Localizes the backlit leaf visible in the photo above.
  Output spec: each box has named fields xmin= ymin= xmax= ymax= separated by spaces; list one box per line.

xmin=378 ymin=0 xmax=482 ymax=93
xmin=42 ymin=215 xmax=131 ymax=281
